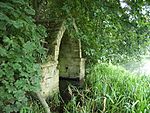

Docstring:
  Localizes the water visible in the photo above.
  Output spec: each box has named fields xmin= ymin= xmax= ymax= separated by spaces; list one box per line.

xmin=124 ymin=56 xmax=150 ymax=76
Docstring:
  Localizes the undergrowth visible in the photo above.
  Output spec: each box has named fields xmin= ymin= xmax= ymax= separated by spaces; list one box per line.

xmin=20 ymin=94 xmax=60 ymax=113
xmin=26 ymin=63 xmax=150 ymax=113
xmin=64 ymin=63 xmax=150 ymax=113
xmin=0 ymin=0 xmax=47 ymax=112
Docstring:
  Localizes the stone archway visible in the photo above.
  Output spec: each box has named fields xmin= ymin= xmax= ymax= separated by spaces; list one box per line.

xmin=39 ymin=20 xmax=85 ymax=98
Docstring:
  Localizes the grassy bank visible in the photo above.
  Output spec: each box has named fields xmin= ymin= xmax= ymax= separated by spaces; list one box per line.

xmin=64 ymin=63 xmax=150 ymax=113
xmin=22 ymin=63 xmax=150 ymax=113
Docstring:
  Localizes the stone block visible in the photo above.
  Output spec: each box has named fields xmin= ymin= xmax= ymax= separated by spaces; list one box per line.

xmin=40 ymin=61 xmax=59 ymax=98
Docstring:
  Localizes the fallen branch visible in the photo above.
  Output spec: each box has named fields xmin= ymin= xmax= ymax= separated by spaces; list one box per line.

xmin=36 ymin=92 xmax=51 ymax=113
xmin=102 ymin=96 xmax=107 ymax=113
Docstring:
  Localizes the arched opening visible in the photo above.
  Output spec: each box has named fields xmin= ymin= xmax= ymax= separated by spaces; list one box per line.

xmin=58 ymin=32 xmax=82 ymax=79
xmin=58 ymin=31 xmax=85 ymax=102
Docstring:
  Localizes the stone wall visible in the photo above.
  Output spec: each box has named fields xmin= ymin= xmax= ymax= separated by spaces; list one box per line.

xmin=58 ymin=33 xmax=85 ymax=80
xmin=40 ymin=21 xmax=66 ymax=98
xmin=41 ymin=61 xmax=59 ymax=98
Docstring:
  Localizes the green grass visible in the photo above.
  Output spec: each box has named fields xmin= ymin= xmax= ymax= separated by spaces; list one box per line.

xmin=22 ymin=63 xmax=150 ymax=113
xmin=64 ymin=63 xmax=150 ymax=113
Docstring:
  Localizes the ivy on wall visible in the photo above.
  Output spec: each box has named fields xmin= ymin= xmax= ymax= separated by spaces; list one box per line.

xmin=0 ymin=0 xmax=47 ymax=112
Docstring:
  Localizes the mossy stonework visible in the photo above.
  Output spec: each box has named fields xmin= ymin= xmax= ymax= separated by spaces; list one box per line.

xmin=39 ymin=21 xmax=85 ymax=98
xmin=58 ymin=33 xmax=85 ymax=79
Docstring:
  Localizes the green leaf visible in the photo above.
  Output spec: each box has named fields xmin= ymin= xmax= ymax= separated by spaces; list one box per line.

xmin=0 ymin=69 xmax=4 ymax=78
xmin=0 ymin=2 xmax=14 ymax=11
xmin=12 ymin=63 xmax=22 ymax=71
xmin=12 ymin=20 xmax=24 ymax=29
xmin=0 ymin=12 xmax=10 ymax=21
xmin=23 ymin=41 xmax=36 ymax=53
xmin=15 ymin=79 xmax=29 ymax=91
xmin=13 ymin=90 xmax=25 ymax=101
xmin=11 ymin=0 xmax=26 ymax=5
xmin=20 ymin=72 xmax=28 ymax=78
xmin=0 ymin=21 xmax=7 ymax=30
xmin=24 ymin=7 xmax=35 ymax=15
xmin=3 ymin=36 xmax=13 ymax=44
xmin=0 ymin=46 xmax=7 ymax=56
xmin=11 ymin=10 xmax=21 ymax=18
xmin=4 ymin=105 xmax=13 ymax=113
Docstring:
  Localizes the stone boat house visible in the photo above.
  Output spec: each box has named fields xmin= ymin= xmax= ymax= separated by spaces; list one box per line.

xmin=38 ymin=20 xmax=85 ymax=98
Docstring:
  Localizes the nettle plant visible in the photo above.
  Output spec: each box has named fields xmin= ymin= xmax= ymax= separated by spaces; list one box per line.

xmin=0 ymin=0 xmax=47 ymax=112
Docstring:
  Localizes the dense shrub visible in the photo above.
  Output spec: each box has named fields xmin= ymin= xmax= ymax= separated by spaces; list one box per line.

xmin=0 ymin=0 xmax=47 ymax=112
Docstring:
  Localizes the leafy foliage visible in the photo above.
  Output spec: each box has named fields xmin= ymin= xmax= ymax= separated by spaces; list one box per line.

xmin=37 ymin=0 xmax=150 ymax=64
xmin=1 ymin=0 xmax=150 ymax=112
xmin=0 ymin=0 xmax=47 ymax=112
